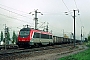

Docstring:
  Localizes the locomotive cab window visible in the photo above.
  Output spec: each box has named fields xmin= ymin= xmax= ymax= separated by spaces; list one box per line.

xmin=19 ymin=31 xmax=30 ymax=37
xmin=19 ymin=28 xmax=31 ymax=37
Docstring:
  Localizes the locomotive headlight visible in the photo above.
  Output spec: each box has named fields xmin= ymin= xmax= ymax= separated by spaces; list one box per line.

xmin=30 ymin=40 xmax=33 ymax=42
xmin=19 ymin=40 xmax=21 ymax=41
xmin=30 ymin=40 xmax=34 ymax=45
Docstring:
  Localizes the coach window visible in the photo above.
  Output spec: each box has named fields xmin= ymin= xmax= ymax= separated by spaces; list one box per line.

xmin=36 ymin=33 xmax=40 ymax=38
xmin=41 ymin=34 xmax=43 ymax=38
xmin=46 ymin=34 xmax=49 ymax=39
xmin=41 ymin=34 xmax=45 ymax=38
xmin=41 ymin=34 xmax=49 ymax=39
xmin=33 ymin=32 xmax=40 ymax=38
xmin=49 ymin=35 xmax=52 ymax=39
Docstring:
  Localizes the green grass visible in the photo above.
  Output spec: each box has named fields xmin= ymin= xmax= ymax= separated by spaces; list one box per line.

xmin=86 ymin=41 xmax=90 ymax=47
xmin=59 ymin=42 xmax=90 ymax=60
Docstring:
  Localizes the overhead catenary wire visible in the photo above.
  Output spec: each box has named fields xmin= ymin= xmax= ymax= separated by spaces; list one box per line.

xmin=62 ymin=0 xmax=82 ymax=28
xmin=62 ymin=0 xmax=82 ymax=41
xmin=0 ymin=4 xmax=30 ymax=15
xmin=78 ymin=15 xmax=83 ymax=26
xmin=73 ymin=1 xmax=85 ymax=39
xmin=0 ymin=6 xmax=32 ymax=19
xmin=0 ymin=5 xmax=35 ymax=27
xmin=37 ymin=20 xmax=63 ymax=36
xmin=74 ymin=0 xmax=78 ymax=10
xmin=0 ymin=13 xmax=34 ymax=25
xmin=62 ymin=0 xmax=74 ymax=18
xmin=0 ymin=6 xmax=26 ymax=18
xmin=73 ymin=0 xmax=86 ymax=41
xmin=0 ymin=4 xmax=66 ymax=17
xmin=73 ymin=0 xmax=83 ymax=26
xmin=62 ymin=0 xmax=69 ymax=11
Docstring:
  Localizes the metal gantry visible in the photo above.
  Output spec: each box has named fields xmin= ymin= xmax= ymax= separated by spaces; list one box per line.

xmin=29 ymin=9 xmax=43 ymax=29
xmin=65 ymin=9 xmax=79 ymax=47
xmin=81 ymin=26 xmax=84 ymax=44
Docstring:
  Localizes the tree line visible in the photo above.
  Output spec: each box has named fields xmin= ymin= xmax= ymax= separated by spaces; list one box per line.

xmin=0 ymin=30 xmax=90 ymax=44
xmin=88 ymin=35 xmax=90 ymax=42
xmin=0 ymin=31 xmax=17 ymax=44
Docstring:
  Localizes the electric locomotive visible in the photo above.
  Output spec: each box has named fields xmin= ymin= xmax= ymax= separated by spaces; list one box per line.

xmin=17 ymin=27 xmax=53 ymax=47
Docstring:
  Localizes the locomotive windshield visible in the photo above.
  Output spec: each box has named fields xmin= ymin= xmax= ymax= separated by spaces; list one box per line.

xmin=19 ymin=31 xmax=30 ymax=37
xmin=19 ymin=28 xmax=31 ymax=37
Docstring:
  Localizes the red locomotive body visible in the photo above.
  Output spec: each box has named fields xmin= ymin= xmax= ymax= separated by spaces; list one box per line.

xmin=17 ymin=28 xmax=53 ymax=47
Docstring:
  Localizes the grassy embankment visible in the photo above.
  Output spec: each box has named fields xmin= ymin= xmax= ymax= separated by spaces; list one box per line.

xmin=59 ymin=41 xmax=90 ymax=60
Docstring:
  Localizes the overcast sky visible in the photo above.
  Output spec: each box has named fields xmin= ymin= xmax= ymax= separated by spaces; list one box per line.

xmin=0 ymin=0 xmax=90 ymax=39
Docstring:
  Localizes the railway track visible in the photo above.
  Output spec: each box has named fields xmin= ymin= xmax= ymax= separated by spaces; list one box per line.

xmin=0 ymin=43 xmax=80 ymax=60
xmin=0 ymin=44 xmax=73 ymax=55
xmin=0 ymin=44 xmax=18 ymax=50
